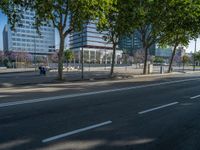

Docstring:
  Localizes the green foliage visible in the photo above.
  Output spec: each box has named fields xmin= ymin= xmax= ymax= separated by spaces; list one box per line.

xmin=65 ymin=50 xmax=74 ymax=62
xmin=193 ymin=52 xmax=200 ymax=62
xmin=0 ymin=0 xmax=33 ymax=29
xmin=0 ymin=0 xmax=112 ymax=79
xmin=97 ymin=0 xmax=131 ymax=76
xmin=153 ymin=56 xmax=164 ymax=64
xmin=156 ymin=0 xmax=200 ymax=72
xmin=97 ymin=0 xmax=133 ymax=42
xmin=122 ymin=0 xmax=170 ymax=74
xmin=159 ymin=0 xmax=200 ymax=47
xmin=2 ymin=0 xmax=200 ymax=76
xmin=3 ymin=58 xmax=13 ymax=68
xmin=182 ymin=55 xmax=190 ymax=64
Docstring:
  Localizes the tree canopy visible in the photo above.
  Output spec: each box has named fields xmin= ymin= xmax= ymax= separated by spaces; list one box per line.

xmin=1 ymin=0 xmax=113 ymax=79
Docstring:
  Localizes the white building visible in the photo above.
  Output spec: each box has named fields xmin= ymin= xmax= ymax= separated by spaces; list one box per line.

xmin=70 ymin=22 xmax=123 ymax=64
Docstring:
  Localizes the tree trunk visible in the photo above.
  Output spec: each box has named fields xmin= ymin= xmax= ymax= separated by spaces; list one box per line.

xmin=110 ymin=43 xmax=116 ymax=77
xmin=58 ymin=35 xmax=65 ymax=80
xmin=168 ymin=44 xmax=178 ymax=73
xmin=143 ymin=47 xmax=148 ymax=74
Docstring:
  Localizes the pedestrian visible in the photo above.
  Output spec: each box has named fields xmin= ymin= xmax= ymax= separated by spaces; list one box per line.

xmin=42 ymin=66 xmax=46 ymax=75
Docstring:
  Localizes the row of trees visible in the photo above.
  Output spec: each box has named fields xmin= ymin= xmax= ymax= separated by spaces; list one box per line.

xmin=1 ymin=0 xmax=200 ymax=79
xmin=0 ymin=51 xmax=33 ymax=67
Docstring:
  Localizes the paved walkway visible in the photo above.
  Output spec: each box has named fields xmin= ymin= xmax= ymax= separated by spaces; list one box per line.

xmin=0 ymin=66 xmax=200 ymax=87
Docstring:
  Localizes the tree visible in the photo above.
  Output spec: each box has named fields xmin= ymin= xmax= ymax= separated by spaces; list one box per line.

xmin=65 ymin=49 xmax=74 ymax=70
xmin=158 ymin=0 xmax=200 ymax=73
xmin=153 ymin=56 xmax=164 ymax=64
xmin=124 ymin=0 xmax=200 ymax=74
xmin=98 ymin=0 xmax=133 ymax=77
xmin=182 ymin=55 xmax=190 ymax=71
xmin=134 ymin=49 xmax=145 ymax=65
xmin=1 ymin=0 xmax=111 ymax=80
xmin=125 ymin=1 xmax=168 ymax=74
xmin=193 ymin=52 xmax=200 ymax=70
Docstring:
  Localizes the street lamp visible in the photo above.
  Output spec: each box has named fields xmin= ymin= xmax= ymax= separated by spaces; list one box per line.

xmin=80 ymin=31 xmax=84 ymax=80
xmin=193 ymin=38 xmax=197 ymax=71
xmin=33 ymin=35 xmax=36 ymax=72
xmin=104 ymin=48 xmax=107 ymax=70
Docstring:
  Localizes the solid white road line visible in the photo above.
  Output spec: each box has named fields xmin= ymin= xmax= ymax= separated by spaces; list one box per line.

xmin=138 ymin=102 xmax=179 ymax=115
xmin=190 ymin=95 xmax=200 ymax=99
xmin=0 ymin=78 xmax=199 ymax=108
xmin=42 ymin=121 xmax=112 ymax=143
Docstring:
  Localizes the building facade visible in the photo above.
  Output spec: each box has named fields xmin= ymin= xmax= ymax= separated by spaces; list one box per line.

xmin=118 ymin=31 xmax=156 ymax=56
xmin=155 ymin=47 xmax=172 ymax=58
xmin=3 ymin=10 xmax=55 ymax=55
xmin=70 ymin=22 xmax=123 ymax=64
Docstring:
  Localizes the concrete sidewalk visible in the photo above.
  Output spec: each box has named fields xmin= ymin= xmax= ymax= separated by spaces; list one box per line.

xmin=1 ymin=68 xmax=199 ymax=88
xmin=0 ymin=68 xmax=35 ymax=74
xmin=0 ymin=71 xmax=112 ymax=87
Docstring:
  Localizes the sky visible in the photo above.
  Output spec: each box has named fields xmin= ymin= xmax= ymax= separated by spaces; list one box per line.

xmin=0 ymin=11 xmax=199 ymax=52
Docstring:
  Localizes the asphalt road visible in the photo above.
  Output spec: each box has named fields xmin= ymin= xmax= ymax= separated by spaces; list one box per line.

xmin=1 ymin=74 xmax=200 ymax=150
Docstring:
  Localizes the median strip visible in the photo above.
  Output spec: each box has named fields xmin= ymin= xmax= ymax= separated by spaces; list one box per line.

xmin=138 ymin=102 xmax=179 ymax=115
xmin=42 ymin=121 xmax=112 ymax=143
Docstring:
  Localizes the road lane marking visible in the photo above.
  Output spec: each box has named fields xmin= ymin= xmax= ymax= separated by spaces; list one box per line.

xmin=42 ymin=121 xmax=112 ymax=143
xmin=190 ymin=95 xmax=200 ymax=99
xmin=138 ymin=102 xmax=179 ymax=115
xmin=0 ymin=78 xmax=199 ymax=108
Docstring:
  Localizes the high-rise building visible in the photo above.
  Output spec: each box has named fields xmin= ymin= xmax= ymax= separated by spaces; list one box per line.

xmin=70 ymin=22 xmax=122 ymax=64
xmin=3 ymin=10 xmax=55 ymax=55
xmin=118 ymin=31 xmax=156 ymax=55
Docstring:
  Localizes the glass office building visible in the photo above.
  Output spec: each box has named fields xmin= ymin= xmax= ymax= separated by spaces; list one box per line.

xmin=70 ymin=22 xmax=123 ymax=64
xmin=3 ymin=10 xmax=55 ymax=55
xmin=118 ymin=31 xmax=156 ymax=55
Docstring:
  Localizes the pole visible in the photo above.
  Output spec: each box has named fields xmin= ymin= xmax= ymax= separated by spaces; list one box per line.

xmin=34 ymin=36 xmax=36 ymax=72
xmin=81 ymin=32 xmax=84 ymax=80
xmin=193 ymin=38 xmax=197 ymax=71
xmin=89 ymin=50 xmax=91 ymax=72
xmin=195 ymin=38 xmax=197 ymax=53
xmin=104 ymin=49 xmax=107 ymax=70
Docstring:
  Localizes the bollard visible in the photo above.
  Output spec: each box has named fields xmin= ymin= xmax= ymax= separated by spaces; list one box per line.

xmin=148 ymin=64 xmax=153 ymax=74
xmin=160 ymin=66 xmax=164 ymax=74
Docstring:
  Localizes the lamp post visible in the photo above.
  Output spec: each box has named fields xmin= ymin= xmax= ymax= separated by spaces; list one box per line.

xmin=81 ymin=31 xmax=84 ymax=80
xmin=104 ymin=45 xmax=107 ymax=70
xmin=193 ymin=38 xmax=197 ymax=71
xmin=195 ymin=38 xmax=197 ymax=53
xmin=33 ymin=35 xmax=36 ymax=72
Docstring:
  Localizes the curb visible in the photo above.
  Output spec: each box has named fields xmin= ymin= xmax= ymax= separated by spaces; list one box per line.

xmin=0 ymin=70 xmax=35 ymax=75
xmin=0 ymin=76 xmax=112 ymax=88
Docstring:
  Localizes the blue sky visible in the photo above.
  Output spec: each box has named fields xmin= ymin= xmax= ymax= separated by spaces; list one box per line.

xmin=0 ymin=11 xmax=7 ymax=50
xmin=0 ymin=11 xmax=199 ymax=52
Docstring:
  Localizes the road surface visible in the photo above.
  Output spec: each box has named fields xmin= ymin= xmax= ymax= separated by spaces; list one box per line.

xmin=1 ymin=73 xmax=200 ymax=150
